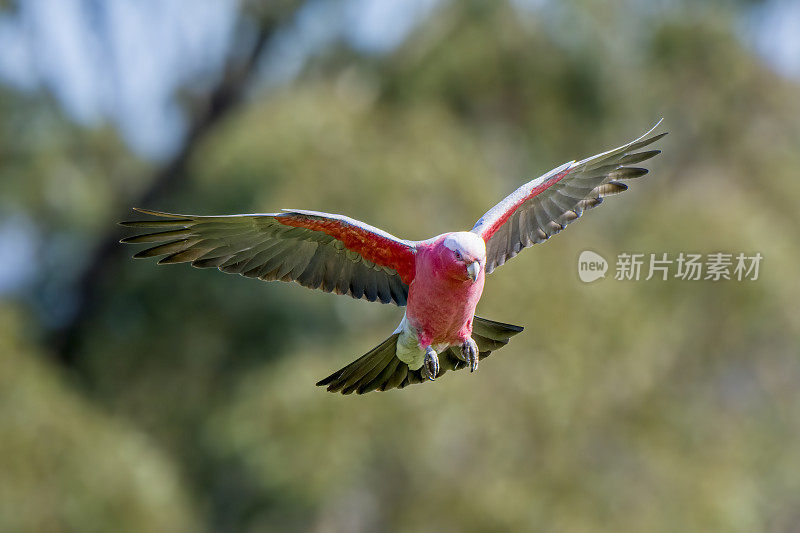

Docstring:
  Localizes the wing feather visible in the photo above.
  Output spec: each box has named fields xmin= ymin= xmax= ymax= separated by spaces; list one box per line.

xmin=472 ymin=121 xmax=666 ymax=273
xmin=121 ymin=209 xmax=416 ymax=306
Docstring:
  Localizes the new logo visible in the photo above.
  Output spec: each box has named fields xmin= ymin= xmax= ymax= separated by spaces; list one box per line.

xmin=578 ymin=250 xmax=608 ymax=283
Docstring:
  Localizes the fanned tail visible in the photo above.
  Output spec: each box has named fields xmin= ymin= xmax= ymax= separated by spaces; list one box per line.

xmin=316 ymin=315 xmax=524 ymax=395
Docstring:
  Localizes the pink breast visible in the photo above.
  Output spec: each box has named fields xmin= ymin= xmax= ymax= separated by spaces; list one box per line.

xmin=405 ymin=245 xmax=485 ymax=346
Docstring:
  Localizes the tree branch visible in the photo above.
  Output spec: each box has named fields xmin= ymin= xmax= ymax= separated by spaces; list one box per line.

xmin=48 ymin=12 xmax=289 ymax=365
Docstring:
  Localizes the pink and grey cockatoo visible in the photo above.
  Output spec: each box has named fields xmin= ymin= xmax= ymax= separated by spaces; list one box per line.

xmin=122 ymin=122 xmax=665 ymax=394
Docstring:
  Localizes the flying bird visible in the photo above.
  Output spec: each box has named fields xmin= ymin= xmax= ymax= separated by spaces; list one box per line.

xmin=121 ymin=122 xmax=666 ymax=394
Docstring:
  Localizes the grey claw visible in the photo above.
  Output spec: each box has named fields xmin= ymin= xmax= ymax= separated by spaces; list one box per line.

xmin=460 ymin=338 xmax=479 ymax=373
xmin=423 ymin=346 xmax=439 ymax=381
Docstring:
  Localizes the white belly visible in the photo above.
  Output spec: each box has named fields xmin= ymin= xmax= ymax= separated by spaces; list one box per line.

xmin=393 ymin=313 xmax=450 ymax=370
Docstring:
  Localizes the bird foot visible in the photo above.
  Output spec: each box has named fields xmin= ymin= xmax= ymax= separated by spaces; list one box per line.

xmin=422 ymin=346 xmax=440 ymax=381
xmin=459 ymin=337 xmax=479 ymax=372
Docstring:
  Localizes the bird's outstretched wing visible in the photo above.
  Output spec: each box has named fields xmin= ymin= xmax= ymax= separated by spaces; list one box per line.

xmin=471 ymin=121 xmax=667 ymax=274
xmin=120 ymin=208 xmax=415 ymax=306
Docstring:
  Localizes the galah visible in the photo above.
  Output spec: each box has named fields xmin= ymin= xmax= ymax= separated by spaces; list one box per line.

xmin=122 ymin=122 xmax=666 ymax=394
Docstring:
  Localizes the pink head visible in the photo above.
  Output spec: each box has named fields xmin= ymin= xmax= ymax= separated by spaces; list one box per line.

xmin=435 ymin=231 xmax=486 ymax=283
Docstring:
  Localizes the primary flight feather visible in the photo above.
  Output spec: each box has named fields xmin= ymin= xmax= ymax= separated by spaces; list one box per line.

xmin=121 ymin=121 xmax=666 ymax=394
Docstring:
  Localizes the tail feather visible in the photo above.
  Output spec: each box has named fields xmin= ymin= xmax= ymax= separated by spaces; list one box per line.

xmin=383 ymin=363 xmax=409 ymax=391
xmin=342 ymin=343 xmax=397 ymax=395
xmin=316 ymin=334 xmax=400 ymax=394
xmin=317 ymin=315 xmax=524 ymax=395
xmin=359 ymin=357 xmax=401 ymax=395
xmin=472 ymin=315 xmax=524 ymax=341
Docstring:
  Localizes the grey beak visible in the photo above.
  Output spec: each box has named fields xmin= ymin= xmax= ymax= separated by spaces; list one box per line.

xmin=466 ymin=261 xmax=481 ymax=282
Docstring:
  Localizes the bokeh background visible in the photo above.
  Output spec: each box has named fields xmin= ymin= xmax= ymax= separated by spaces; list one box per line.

xmin=1 ymin=0 xmax=799 ymax=531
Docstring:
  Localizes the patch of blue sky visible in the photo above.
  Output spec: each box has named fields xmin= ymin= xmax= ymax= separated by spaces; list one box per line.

xmin=0 ymin=0 xmax=440 ymax=159
xmin=746 ymin=0 xmax=800 ymax=80
xmin=343 ymin=0 xmax=441 ymax=54
xmin=0 ymin=215 xmax=38 ymax=295
xmin=0 ymin=0 xmax=237 ymax=160
xmin=0 ymin=0 xmax=797 ymax=164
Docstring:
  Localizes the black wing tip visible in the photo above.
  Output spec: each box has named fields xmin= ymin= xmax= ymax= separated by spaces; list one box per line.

xmin=627 ymin=167 xmax=650 ymax=177
xmin=131 ymin=207 xmax=183 ymax=217
xmin=132 ymin=249 xmax=162 ymax=260
xmin=315 ymin=375 xmax=336 ymax=387
xmin=118 ymin=220 xmax=185 ymax=228
xmin=119 ymin=211 xmax=194 ymax=230
xmin=119 ymin=208 xmax=189 ymax=224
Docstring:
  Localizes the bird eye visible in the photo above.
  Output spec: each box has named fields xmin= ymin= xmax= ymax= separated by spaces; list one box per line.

xmin=454 ymin=250 xmax=462 ymax=260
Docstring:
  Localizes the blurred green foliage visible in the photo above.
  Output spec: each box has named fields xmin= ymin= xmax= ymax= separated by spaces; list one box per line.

xmin=1 ymin=1 xmax=799 ymax=531
xmin=0 ymin=308 xmax=198 ymax=532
